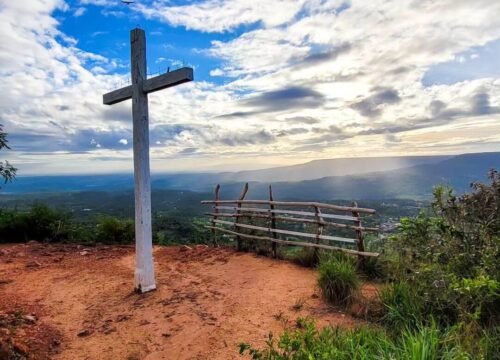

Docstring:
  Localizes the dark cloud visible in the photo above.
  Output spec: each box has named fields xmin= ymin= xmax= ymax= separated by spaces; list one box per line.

xmin=299 ymin=43 xmax=351 ymax=66
xmin=214 ymin=129 xmax=275 ymax=146
xmin=56 ymin=105 xmax=71 ymax=111
xmin=243 ymin=86 xmax=325 ymax=112
xmin=351 ymin=87 xmax=401 ymax=117
xmin=276 ymin=127 xmax=309 ymax=137
xmin=215 ymin=111 xmax=256 ymax=119
xmin=429 ymin=90 xmax=500 ymax=121
xmin=150 ymin=124 xmax=190 ymax=145
xmin=178 ymin=147 xmax=198 ymax=155
xmin=470 ymin=92 xmax=499 ymax=115
xmin=283 ymin=116 xmax=320 ymax=124
xmin=428 ymin=100 xmax=464 ymax=119
xmin=216 ymin=87 xmax=325 ymax=118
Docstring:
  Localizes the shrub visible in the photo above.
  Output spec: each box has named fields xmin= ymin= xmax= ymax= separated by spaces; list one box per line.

xmin=239 ymin=319 xmax=477 ymax=360
xmin=385 ymin=170 xmax=500 ymax=329
xmin=317 ymin=255 xmax=360 ymax=307
xmin=95 ymin=216 xmax=134 ymax=244
xmin=379 ymin=281 xmax=423 ymax=332
xmin=0 ymin=204 xmax=72 ymax=243
xmin=289 ymin=247 xmax=320 ymax=268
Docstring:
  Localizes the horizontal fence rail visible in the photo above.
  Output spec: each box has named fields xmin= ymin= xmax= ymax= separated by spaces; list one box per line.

xmin=201 ymin=183 xmax=380 ymax=261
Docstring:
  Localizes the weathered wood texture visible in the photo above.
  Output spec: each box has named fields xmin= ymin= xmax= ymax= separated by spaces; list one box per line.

xmin=204 ymin=226 xmax=380 ymax=257
xmin=201 ymin=200 xmax=375 ymax=214
xmin=130 ymin=28 xmax=156 ymax=293
xmin=234 ymin=183 xmax=249 ymax=251
xmin=211 ymin=184 xmax=220 ymax=246
xmin=103 ymin=67 xmax=194 ymax=105
xmin=102 ymin=28 xmax=194 ymax=293
xmin=201 ymin=184 xmax=379 ymax=258
xmin=269 ymin=185 xmax=278 ymax=258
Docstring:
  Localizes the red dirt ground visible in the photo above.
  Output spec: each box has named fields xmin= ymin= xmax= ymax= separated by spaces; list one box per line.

xmin=0 ymin=243 xmax=375 ymax=359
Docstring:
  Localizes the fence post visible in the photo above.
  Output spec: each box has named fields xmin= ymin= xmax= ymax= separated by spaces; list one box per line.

xmin=211 ymin=184 xmax=220 ymax=247
xmin=269 ymin=185 xmax=278 ymax=258
xmin=351 ymin=201 xmax=365 ymax=270
xmin=234 ymin=183 xmax=249 ymax=251
xmin=313 ymin=205 xmax=324 ymax=261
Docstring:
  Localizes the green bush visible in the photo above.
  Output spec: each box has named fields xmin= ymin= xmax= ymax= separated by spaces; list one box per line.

xmin=0 ymin=203 xmax=72 ymax=242
xmin=95 ymin=216 xmax=134 ymax=244
xmin=384 ymin=171 xmax=500 ymax=329
xmin=239 ymin=319 xmax=476 ymax=360
xmin=317 ymin=255 xmax=360 ymax=307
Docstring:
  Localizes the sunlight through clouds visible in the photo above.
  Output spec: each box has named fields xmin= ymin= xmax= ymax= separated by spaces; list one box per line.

xmin=0 ymin=0 xmax=499 ymax=174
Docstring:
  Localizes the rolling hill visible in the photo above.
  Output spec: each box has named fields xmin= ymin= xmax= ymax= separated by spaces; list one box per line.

xmin=2 ymin=152 xmax=498 ymax=200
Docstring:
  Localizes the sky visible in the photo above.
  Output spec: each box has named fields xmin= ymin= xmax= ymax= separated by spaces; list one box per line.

xmin=0 ymin=0 xmax=499 ymax=175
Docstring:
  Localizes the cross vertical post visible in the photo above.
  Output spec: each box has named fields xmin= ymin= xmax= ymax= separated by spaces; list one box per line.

xmin=131 ymin=28 xmax=155 ymax=293
xmin=102 ymin=28 xmax=193 ymax=293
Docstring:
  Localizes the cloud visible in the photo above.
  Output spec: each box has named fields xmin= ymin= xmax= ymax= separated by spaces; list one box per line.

xmin=244 ymin=86 xmax=325 ymax=112
xmin=2 ymin=0 xmax=500 ymax=174
xmin=351 ymin=87 xmax=401 ymax=117
xmin=135 ymin=0 xmax=306 ymax=32
xmin=73 ymin=7 xmax=86 ymax=17
xmin=210 ymin=68 xmax=224 ymax=77
xmin=297 ymin=42 xmax=352 ymax=67
xmin=283 ymin=116 xmax=320 ymax=124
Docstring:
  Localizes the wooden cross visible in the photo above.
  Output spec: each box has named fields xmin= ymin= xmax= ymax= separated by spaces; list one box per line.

xmin=103 ymin=28 xmax=193 ymax=293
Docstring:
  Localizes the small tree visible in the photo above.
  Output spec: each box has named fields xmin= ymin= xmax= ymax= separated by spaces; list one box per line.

xmin=0 ymin=124 xmax=17 ymax=183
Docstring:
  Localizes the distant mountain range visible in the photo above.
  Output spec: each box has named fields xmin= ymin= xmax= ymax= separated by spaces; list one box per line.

xmin=2 ymin=152 xmax=498 ymax=200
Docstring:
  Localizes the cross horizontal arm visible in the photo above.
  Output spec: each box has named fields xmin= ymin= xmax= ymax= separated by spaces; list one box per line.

xmin=103 ymin=85 xmax=132 ymax=105
xmin=143 ymin=67 xmax=193 ymax=94
xmin=102 ymin=67 xmax=194 ymax=105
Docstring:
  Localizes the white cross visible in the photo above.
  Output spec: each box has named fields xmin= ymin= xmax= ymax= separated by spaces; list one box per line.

xmin=103 ymin=28 xmax=193 ymax=293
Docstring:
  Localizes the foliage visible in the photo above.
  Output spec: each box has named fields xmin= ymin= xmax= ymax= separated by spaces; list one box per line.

xmin=153 ymin=215 xmax=209 ymax=245
xmin=0 ymin=124 xmax=16 ymax=184
xmin=384 ymin=170 xmax=500 ymax=329
xmin=379 ymin=281 xmax=423 ymax=332
xmin=95 ymin=216 xmax=134 ymax=244
xmin=239 ymin=318 xmax=478 ymax=360
xmin=317 ymin=254 xmax=360 ymax=307
xmin=0 ymin=204 xmax=72 ymax=242
xmin=288 ymin=247 xmax=320 ymax=268
xmin=0 ymin=202 xmax=210 ymax=246
xmin=241 ymin=171 xmax=499 ymax=359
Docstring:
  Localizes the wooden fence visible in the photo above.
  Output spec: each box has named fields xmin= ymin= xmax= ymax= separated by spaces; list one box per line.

xmin=201 ymin=184 xmax=380 ymax=262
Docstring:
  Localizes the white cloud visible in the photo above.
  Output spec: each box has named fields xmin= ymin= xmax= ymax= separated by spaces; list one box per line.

xmin=73 ymin=7 xmax=86 ymax=17
xmin=2 ymin=0 xmax=500 ymax=175
xmin=135 ymin=0 xmax=308 ymax=32
xmin=209 ymin=68 xmax=224 ymax=77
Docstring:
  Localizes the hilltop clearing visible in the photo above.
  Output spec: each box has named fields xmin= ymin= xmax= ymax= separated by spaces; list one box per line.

xmin=0 ymin=243 xmax=373 ymax=360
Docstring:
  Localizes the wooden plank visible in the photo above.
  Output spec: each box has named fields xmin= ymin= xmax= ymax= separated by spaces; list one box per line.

xmin=314 ymin=205 xmax=324 ymax=258
xmin=351 ymin=201 xmax=366 ymax=270
xmin=103 ymin=85 xmax=133 ymax=105
xmin=203 ymin=212 xmax=379 ymax=232
xmin=103 ymin=67 xmax=193 ymax=105
xmin=213 ymin=219 xmax=356 ymax=244
xmin=234 ymin=183 xmax=249 ymax=251
xmin=131 ymin=28 xmax=155 ymax=293
xmin=215 ymin=206 xmax=359 ymax=222
xmin=202 ymin=199 xmax=376 ymax=214
xmin=269 ymin=185 xmax=278 ymax=257
xmin=211 ymin=184 xmax=220 ymax=246
xmin=205 ymin=226 xmax=379 ymax=257
xmin=143 ymin=67 xmax=193 ymax=94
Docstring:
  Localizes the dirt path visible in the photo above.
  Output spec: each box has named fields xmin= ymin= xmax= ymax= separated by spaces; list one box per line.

xmin=0 ymin=243 xmax=367 ymax=359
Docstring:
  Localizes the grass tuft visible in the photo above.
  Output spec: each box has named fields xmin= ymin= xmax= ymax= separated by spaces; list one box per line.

xmin=317 ymin=255 xmax=360 ymax=307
